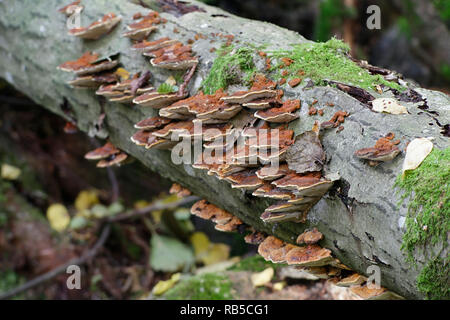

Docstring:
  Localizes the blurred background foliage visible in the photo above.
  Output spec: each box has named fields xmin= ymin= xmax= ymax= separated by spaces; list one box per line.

xmin=199 ymin=0 xmax=450 ymax=92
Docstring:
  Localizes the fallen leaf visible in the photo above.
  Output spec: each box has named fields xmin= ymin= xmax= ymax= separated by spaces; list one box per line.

xmin=190 ymin=231 xmax=210 ymax=258
xmin=273 ymin=281 xmax=286 ymax=291
xmin=372 ymin=98 xmax=407 ymax=115
xmin=150 ymin=234 xmax=194 ymax=272
xmin=69 ymin=215 xmax=88 ymax=230
xmin=402 ymin=138 xmax=433 ymax=176
xmin=152 ymin=273 xmax=181 ymax=296
xmin=251 ymin=267 xmax=274 ymax=287
xmin=47 ymin=203 xmax=71 ymax=232
xmin=201 ymin=243 xmax=230 ymax=266
xmin=1 ymin=164 xmax=21 ymax=180
xmin=115 ymin=67 xmax=130 ymax=80
xmin=286 ymin=123 xmax=325 ymax=173
xmin=74 ymin=190 xmax=99 ymax=211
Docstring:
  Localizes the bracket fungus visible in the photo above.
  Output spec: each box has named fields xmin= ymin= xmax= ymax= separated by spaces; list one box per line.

xmin=134 ymin=116 xmax=171 ymax=130
xmin=285 ymin=244 xmax=333 ymax=267
xmin=350 ymin=284 xmax=403 ymax=300
xmin=69 ymin=13 xmax=121 ymax=40
xmin=354 ymin=132 xmax=401 ymax=165
xmin=84 ymin=141 xmax=120 ymax=160
xmin=96 ymin=152 xmax=128 ymax=168
xmin=255 ymin=163 xmax=291 ymax=181
xmin=67 ymin=72 xmax=118 ymax=88
xmin=220 ymin=75 xmax=278 ymax=104
xmin=59 ymin=1 xmax=83 ymax=17
xmin=254 ymin=99 xmax=300 ymax=123
xmin=133 ymin=91 xmax=186 ymax=108
xmin=335 ymin=273 xmax=367 ymax=287
xmin=296 ymin=228 xmax=323 ymax=245
xmin=252 ymin=183 xmax=296 ymax=200
xmin=123 ymin=12 xmax=163 ymax=41
xmin=58 ymin=52 xmax=119 ymax=76
xmin=244 ymin=230 xmax=266 ymax=245
xmin=190 ymin=199 xmax=242 ymax=232
xmin=260 ymin=210 xmax=308 ymax=223
xmin=169 ymin=183 xmax=192 ymax=198
xmin=84 ymin=142 xmax=128 ymax=168
xmin=131 ymin=37 xmax=179 ymax=53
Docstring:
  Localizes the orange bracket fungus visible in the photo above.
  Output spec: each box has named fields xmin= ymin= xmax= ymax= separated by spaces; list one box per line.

xmin=123 ymin=12 xmax=163 ymax=41
xmin=69 ymin=13 xmax=121 ymax=40
xmin=254 ymin=99 xmax=300 ymax=123
xmin=296 ymin=227 xmax=324 ymax=245
xmin=285 ymin=244 xmax=333 ymax=267
xmin=58 ymin=52 xmax=119 ymax=76
xmin=354 ymin=132 xmax=401 ymax=165
xmin=59 ymin=1 xmax=83 ymax=16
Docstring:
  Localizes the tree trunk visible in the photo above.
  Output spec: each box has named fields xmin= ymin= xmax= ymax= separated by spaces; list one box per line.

xmin=0 ymin=0 xmax=448 ymax=299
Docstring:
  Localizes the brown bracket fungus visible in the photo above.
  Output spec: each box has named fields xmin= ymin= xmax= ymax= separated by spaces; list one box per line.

xmin=134 ymin=116 xmax=171 ymax=130
xmin=59 ymin=1 xmax=83 ymax=17
xmin=254 ymin=99 xmax=300 ymax=123
xmin=354 ymin=132 xmax=401 ymax=165
xmin=335 ymin=273 xmax=367 ymax=287
xmin=220 ymin=74 xmax=278 ymax=104
xmin=69 ymin=13 xmax=121 ymax=40
xmin=96 ymin=152 xmax=128 ymax=168
xmin=285 ymin=244 xmax=333 ymax=267
xmin=296 ymin=227 xmax=324 ymax=245
xmin=131 ymin=37 xmax=179 ymax=53
xmin=133 ymin=91 xmax=186 ymax=108
xmin=84 ymin=141 xmax=120 ymax=160
xmin=58 ymin=52 xmax=119 ymax=76
xmin=67 ymin=72 xmax=118 ymax=88
xmin=169 ymin=183 xmax=192 ymax=198
xmin=123 ymin=12 xmax=163 ymax=41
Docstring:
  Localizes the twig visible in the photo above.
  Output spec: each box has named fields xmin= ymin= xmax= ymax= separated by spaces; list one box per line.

xmin=0 ymin=224 xmax=111 ymax=300
xmin=107 ymin=195 xmax=199 ymax=223
xmin=0 ymin=195 xmax=199 ymax=300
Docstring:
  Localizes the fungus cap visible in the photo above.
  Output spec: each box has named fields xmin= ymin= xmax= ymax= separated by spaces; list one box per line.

xmin=84 ymin=142 xmax=120 ymax=160
xmin=285 ymin=245 xmax=333 ymax=267
xmin=133 ymin=91 xmax=186 ymax=108
xmin=134 ymin=116 xmax=171 ymax=130
xmin=96 ymin=152 xmax=128 ymax=168
xmin=69 ymin=13 xmax=121 ymax=40
xmin=296 ymin=228 xmax=323 ymax=245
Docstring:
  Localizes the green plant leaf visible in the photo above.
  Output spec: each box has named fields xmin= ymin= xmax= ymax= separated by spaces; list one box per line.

xmin=150 ymin=234 xmax=194 ymax=272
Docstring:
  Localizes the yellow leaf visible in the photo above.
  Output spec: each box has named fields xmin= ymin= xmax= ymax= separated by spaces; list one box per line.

xmin=251 ymin=267 xmax=274 ymax=287
xmin=165 ymin=76 xmax=177 ymax=86
xmin=74 ymin=190 xmax=99 ymax=211
xmin=115 ymin=67 xmax=130 ymax=80
xmin=1 ymin=164 xmax=21 ymax=180
xmin=190 ymin=232 xmax=210 ymax=258
xmin=273 ymin=281 xmax=286 ymax=291
xmin=152 ymin=273 xmax=181 ymax=296
xmin=402 ymin=138 xmax=434 ymax=176
xmin=201 ymin=243 xmax=230 ymax=266
xmin=47 ymin=204 xmax=71 ymax=232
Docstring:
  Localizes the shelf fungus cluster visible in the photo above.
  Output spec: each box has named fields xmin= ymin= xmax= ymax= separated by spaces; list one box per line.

xmin=69 ymin=13 xmax=121 ymax=40
xmin=354 ymin=132 xmax=401 ymax=166
xmin=253 ymin=233 xmax=401 ymax=299
xmin=190 ymin=199 xmax=245 ymax=233
xmin=84 ymin=142 xmax=129 ymax=168
xmin=58 ymin=52 xmax=120 ymax=89
xmin=123 ymin=12 xmax=166 ymax=41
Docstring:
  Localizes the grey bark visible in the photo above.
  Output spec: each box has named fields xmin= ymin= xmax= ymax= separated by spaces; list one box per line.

xmin=0 ymin=0 xmax=448 ymax=299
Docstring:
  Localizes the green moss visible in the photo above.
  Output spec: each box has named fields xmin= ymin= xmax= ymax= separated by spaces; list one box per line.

xmin=394 ymin=147 xmax=450 ymax=262
xmin=416 ymin=256 xmax=449 ymax=300
xmin=157 ymin=83 xmax=176 ymax=94
xmin=267 ymin=38 xmax=404 ymax=91
xmin=227 ymin=255 xmax=285 ymax=272
xmin=163 ymin=273 xmax=235 ymax=300
xmin=201 ymin=46 xmax=257 ymax=94
xmin=434 ymin=0 xmax=450 ymax=21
